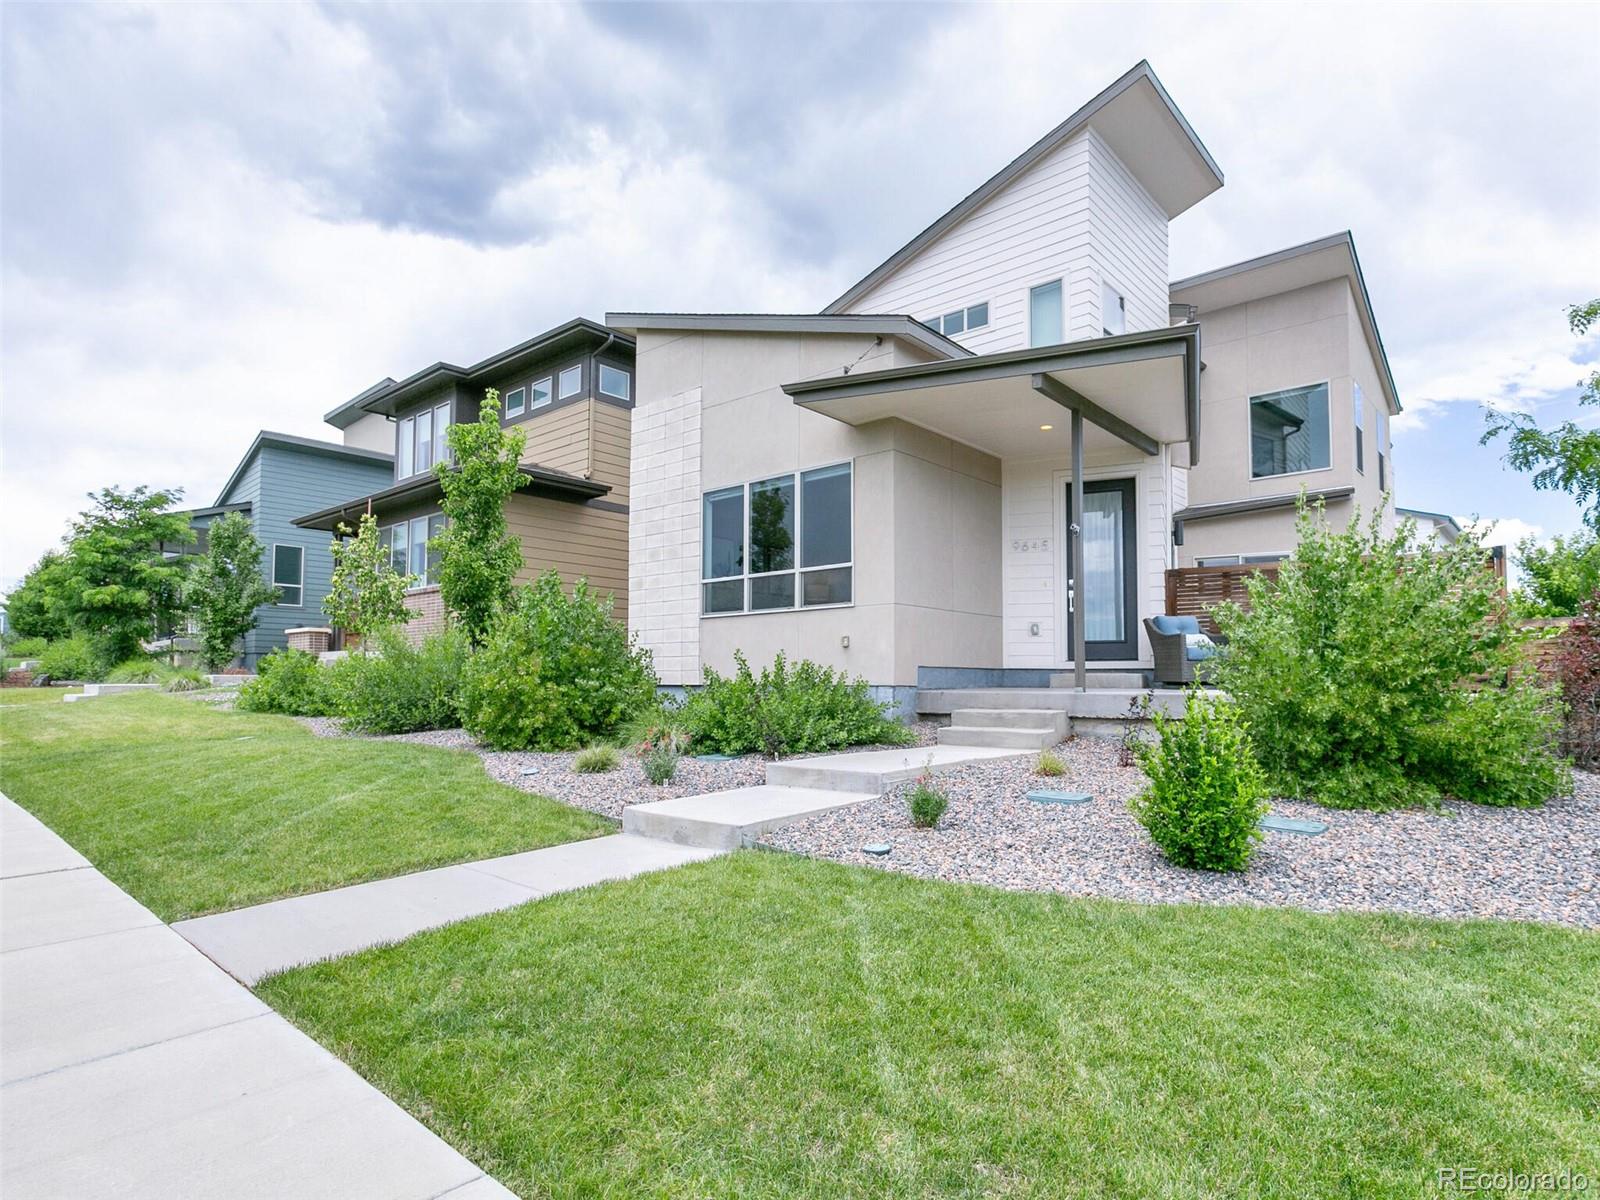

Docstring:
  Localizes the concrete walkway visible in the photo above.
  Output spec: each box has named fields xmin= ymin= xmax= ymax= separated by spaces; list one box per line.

xmin=0 ymin=795 xmax=516 ymax=1200
xmin=176 ymin=833 xmax=721 ymax=985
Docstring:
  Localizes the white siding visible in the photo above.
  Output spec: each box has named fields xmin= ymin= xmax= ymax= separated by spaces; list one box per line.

xmin=843 ymin=128 xmax=1169 ymax=352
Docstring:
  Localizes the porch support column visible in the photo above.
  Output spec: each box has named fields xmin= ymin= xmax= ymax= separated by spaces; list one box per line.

xmin=1070 ymin=408 xmax=1086 ymax=692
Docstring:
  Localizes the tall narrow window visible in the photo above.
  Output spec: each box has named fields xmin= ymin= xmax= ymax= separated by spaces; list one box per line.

xmin=702 ymin=487 xmax=745 ymax=613
xmin=1353 ymin=381 xmax=1365 ymax=474
xmin=271 ymin=545 xmax=304 ymax=607
xmin=397 ymin=416 xmax=414 ymax=478
xmin=389 ymin=520 xmax=409 ymax=578
xmin=1378 ymin=410 xmax=1388 ymax=492
xmin=414 ymin=407 xmax=434 ymax=473
xmin=1249 ymin=383 xmax=1331 ymax=478
xmin=426 ymin=514 xmax=446 ymax=585
xmin=799 ymin=463 xmax=852 ymax=606
xmin=748 ymin=475 xmax=796 ymax=610
xmin=432 ymin=401 xmax=451 ymax=466
xmin=1101 ymin=281 xmax=1126 ymax=336
xmin=1029 ymin=280 xmax=1063 ymax=347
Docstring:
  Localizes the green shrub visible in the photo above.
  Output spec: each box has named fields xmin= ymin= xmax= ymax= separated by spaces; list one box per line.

xmin=162 ymin=670 xmax=206 ymax=693
xmin=237 ymin=648 xmax=336 ymax=716
xmin=6 ymin=636 xmax=48 ymax=659
xmin=1214 ymin=502 xmax=1567 ymax=810
xmin=573 ymin=745 xmax=621 ymax=774
xmin=641 ymin=745 xmax=679 ymax=785
xmin=38 ymin=635 xmax=102 ymax=682
xmin=105 ymin=657 xmax=168 ymax=684
xmin=328 ymin=628 xmax=467 ymax=734
xmin=680 ymin=650 xmax=913 ymax=757
xmin=458 ymin=571 xmax=657 ymax=750
xmin=1130 ymin=690 xmax=1269 ymax=872
xmin=1036 ymin=750 xmax=1066 ymax=777
xmin=908 ymin=775 xmax=949 ymax=829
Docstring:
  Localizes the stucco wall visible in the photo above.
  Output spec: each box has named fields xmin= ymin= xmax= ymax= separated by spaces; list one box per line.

xmin=339 ymin=411 xmax=394 ymax=453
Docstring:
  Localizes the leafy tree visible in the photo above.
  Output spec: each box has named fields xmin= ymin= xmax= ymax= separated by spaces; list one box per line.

xmin=58 ymin=485 xmax=192 ymax=666
xmin=324 ymin=513 xmax=416 ymax=639
xmin=1483 ymin=299 xmax=1600 ymax=530
xmin=5 ymin=551 xmax=74 ymax=641
xmin=433 ymin=390 xmax=526 ymax=644
xmin=185 ymin=511 xmax=277 ymax=670
xmin=749 ymin=486 xmax=793 ymax=572
xmin=1512 ymin=530 xmax=1600 ymax=617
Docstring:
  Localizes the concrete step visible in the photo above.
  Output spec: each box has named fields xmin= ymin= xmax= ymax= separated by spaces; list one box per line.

xmin=938 ymin=725 xmax=1060 ymax=749
xmin=622 ymin=786 xmax=874 ymax=850
xmin=765 ymin=744 xmax=1032 ymax=795
xmin=950 ymin=708 xmax=1069 ymax=735
xmin=1048 ymin=670 xmax=1147 ymax=689
xmin=917 ymin=688 xmax=1191 ymax=719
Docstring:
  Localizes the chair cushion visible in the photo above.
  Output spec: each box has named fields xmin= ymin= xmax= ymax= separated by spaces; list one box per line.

xmin=1152 ymin=614 xmax=1201 ymax=637
xmin=1185 ymin=633 xmax=1218 ymax=661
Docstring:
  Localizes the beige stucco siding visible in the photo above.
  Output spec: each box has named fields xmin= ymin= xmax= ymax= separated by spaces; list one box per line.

xmin=340 ymin=411 xmax=394 ymax=453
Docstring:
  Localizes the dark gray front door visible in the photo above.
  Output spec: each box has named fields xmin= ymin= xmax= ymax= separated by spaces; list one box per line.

xmin=1065 ymin=478 xmax=1138 ymax=661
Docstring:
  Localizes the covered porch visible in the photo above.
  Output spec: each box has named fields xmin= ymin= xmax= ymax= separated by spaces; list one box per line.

xmin=784 ymin=325 xmax=1202 ymax=689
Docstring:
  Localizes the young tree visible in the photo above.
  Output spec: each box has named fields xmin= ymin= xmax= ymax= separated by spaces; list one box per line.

xmin=324 ymin=513 xmax=416 ymax=640
xmin=1512 ymin=530 xmax=1600 ymax=617
xmin=432 ymin=389 xmax=526 ymax=643
xmin=186 ymin=512 xmax=277 ymax=670
xmin=1483 ymin=299 xmax=1600 ymax=531
xmin=5 ymin=551 xmax=74 ymax=642
xmin=58 ymin=485 xmax=193 ymax=666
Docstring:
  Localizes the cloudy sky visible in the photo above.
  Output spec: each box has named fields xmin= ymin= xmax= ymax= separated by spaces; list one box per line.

xmin=3 ymin=1 xmax=1597 ymax=588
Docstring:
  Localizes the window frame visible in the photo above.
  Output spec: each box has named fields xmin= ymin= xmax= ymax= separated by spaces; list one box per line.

xmin=1028 ymin=278 xmax=1065 ymax=348
xmin=530 ymin=375 xmax=553 ymax=410
xmin=557 ymin=364 xmax=583 ymax=400
xmin=377 ymin=512 xmax=445 ymax=590
xmin=270 ymin=544 xmax=304 ymax=607
xmin=1100 ymin=279 xmax=1126 ymax=337
xmin=504 ymin=386 xmax=527 ymax=417
xmin=932 ymin=302 xmax=990 ymax=338
xmin=1247 ymin=380 xmax=1333 ymax=481
xmin=597 ymin=363 xmax=631 ymax=401
xmin=1353 ymin=381 xmax=1365 ymax=475
xmin=700 ymin=461 xmax=854 ymax=617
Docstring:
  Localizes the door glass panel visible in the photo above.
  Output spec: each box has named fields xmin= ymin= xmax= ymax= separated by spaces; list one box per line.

xmin=1080 ymin=490 xmax=1125 ymax=642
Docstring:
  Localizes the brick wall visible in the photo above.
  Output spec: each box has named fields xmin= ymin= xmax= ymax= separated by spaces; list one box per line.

xmin=401 ymin=586 xmax=447 ymax=643
xmin=628 ymin=385 xmax=702 ymax=685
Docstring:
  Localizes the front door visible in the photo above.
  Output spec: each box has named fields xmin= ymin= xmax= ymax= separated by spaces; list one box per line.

xmin=1065 ymin=478 xmax=1138 ymax=661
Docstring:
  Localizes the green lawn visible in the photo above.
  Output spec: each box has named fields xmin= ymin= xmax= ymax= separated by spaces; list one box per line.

xmin=0 ymin=692 xmax=611 ymax=920
xmin=261 ymin=852 xmax=1600 ymax=1199
xmin=0 ymin=687 xmax=83 ymax=705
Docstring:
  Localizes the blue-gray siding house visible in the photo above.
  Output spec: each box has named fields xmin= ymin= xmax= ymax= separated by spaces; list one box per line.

xmin=191 ymin=432 xmax=394 ymax=667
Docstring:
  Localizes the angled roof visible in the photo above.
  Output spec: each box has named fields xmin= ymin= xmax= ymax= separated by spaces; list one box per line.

xmin=1170 ymin=231 xmax=1402 ymax=414
xmin=323 ymin=317 xmax=634 ymax=425
xmin=604 ymin=312 xmax=970 ymax=359
xmin=292 ymin=463 xmax=609 ymax=532
xmin=823 ymin=61 xmax=1223 ymax=314
xmin=1396 ymin=507 xmax=1462 ymax=537
xmin=214 ymin=431 xmax=394 ymax=508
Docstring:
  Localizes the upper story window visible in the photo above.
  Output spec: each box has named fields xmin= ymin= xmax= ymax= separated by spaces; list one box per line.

xmin=271 ymin=544 xmax=304 ymax=606
xmin=504 ymin=387 xmax=527 ymax=418
xmin=1377 ymin=408 xmax=1388 ymax=492
xmin=1353 ymin=381 xmax=1365 ymax=474
xmin=1029 ymin=280 xmax=1063 ymax=347
xmin=531 ymin=376 xmax=552 ymax=410
xmin=1101 ymin=281 xmax=1126 ymax=336
xmin=558 ymin=365 xmax=582 ymax=400
xmin=701 ymin=463 xmax=852 ymax=615
xmin=598 ymin=363 xmax=631 ymax=401
xmin=930 ymin=303 xmax=989 ymax=337
xmin=378 ymin=513 xmax=446 ymax=588
xmin=1249 ymin=382 xmax=1331 ymax=479
xmin=397 ymin=401 xmax=453 ymax=479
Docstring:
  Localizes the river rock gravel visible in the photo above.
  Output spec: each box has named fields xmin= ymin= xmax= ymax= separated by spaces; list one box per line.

xmin=761 ymin=734 xmax=1600 ymax=930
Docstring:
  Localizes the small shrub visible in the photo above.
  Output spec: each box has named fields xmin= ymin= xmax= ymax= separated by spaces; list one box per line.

xmin=641 ymin=745 xmax=679 ymax=785
xmin=38 ymin=635 xmax=102 ymax=682
xmin=908 ymin=771 xmax=949 ymax=829
xmin=237 ymin=648 xmax=336 ymax=716
xmin=573 ymin=745 xmax=621 ymax=774
xmin=105 ymin=657 xmax=168 ymax=684
xmin=1036 ymin=750 xmax=1066 ymax=777
xmin=1130 ymin=690 xmax=1269 ymax=872
xmin=329 ymin=628 xmax=467 ymax=734
xmin=458 ymin=572 xmax=657 ymax=750
xmin=162 ymin=670 xmax=206 ymax=693
xmin=6 ymin=636 xmax=48 ymax=659
xmin=680 ymin=650 xmax=913 ymax=757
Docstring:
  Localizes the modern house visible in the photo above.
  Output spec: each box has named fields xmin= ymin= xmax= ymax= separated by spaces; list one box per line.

xmin=611 ymin=61 xmax=1424 ymax=709
xmin=187 ymin=432 xmax=395 ymax=667
xmin=295 ymin=318 xmax=634 ymax=636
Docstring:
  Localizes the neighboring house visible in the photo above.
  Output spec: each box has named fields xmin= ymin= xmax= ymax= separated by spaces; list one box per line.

xmin=295 ymin=318 xmax=634 ymax=636
xmin=1397 ymin=507 xmax=1462 ymax=545
xmin=187 ymin=433 xmax=395 ymax=666
xmin=610 ymin=60 xmax=1433 ymax=707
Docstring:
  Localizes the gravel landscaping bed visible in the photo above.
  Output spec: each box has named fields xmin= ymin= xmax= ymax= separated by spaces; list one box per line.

xmin=762 ymin=735 xmax=1600 ymax=930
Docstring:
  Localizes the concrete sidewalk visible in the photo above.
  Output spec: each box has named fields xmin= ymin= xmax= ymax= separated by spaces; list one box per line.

xmin=0 ymin=795 xmax=517 ymax=1200
xmin=175 ymin=833 xmax=722 ymax=986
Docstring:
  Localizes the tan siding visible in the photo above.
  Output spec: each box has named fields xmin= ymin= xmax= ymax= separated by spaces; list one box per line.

xmin=519 ymin=401 xmax=592 ymax=477
xmin=505 ymin=493 xmax=629 ymax=621
xmin=590 ymin=402 xmax=632 ymax=505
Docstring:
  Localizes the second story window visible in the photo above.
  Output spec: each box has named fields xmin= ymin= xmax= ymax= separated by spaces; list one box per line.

xmin=930 ymin=303 xmax=990 ymax=337
xmin=1029 ymin=280 xmax=1063 ymax=347
xmin=1249 ymin=382 xmax=1331 ymax=479
xmin=1377 ymin=409 xmax=1388 ymax=492
xmin=598 ymin=364 xmax=631 ymax=401
xmin=1354 ymin=381 xmax=1365 ymax=474
xmin=504 ymin=387 xmax=526 ymax=417
xmin=531 ymin=376 xmax=552 ymax=410
xmin=397 ymin=401 xmax=453 ymax=478
xmin=1101 ymin=281 xmax=1126 ymax=336
xmin=558 ymin=365 xmax=582 ymax=400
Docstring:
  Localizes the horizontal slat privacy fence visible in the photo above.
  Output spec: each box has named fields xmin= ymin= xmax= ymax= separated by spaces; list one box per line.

xmin=1164 ymin=564 xmax=1281 ymax=636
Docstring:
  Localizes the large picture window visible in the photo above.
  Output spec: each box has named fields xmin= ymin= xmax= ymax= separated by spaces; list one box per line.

xmin=1249 ymin=382 xmax=1331 ymax=479
xmin=701 ymin=463 xmax=852 ymax=614
xmin=271 ymin=545 xmax=304 ymax=606
xmin=378 ymin=514 xmax=445 ymax=588
xmin=397 ymin=401 xmax=453 ymax=479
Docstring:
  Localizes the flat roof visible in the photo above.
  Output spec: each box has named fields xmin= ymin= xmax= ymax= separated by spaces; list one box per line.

xmin=603 ymin=312 xmax=969 ymax=360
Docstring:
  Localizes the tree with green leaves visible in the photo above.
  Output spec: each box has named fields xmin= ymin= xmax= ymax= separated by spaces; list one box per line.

xmin=1511 ymin=530 xmax=1600 ymax=617
xmin=433 ymin=389 xmax=526 ymax=644
xmin=5 ymin=551 xmax=74 ymax=642
xmin=324 ymin=513 xmax=416 ymax=640
xmin=1483 ymin=299 xmax=1600 ymax=531
xmin=185 ymin=511 xmax=278 ymax=669
xmin=58 ymin=485 xmax=193 ymax=666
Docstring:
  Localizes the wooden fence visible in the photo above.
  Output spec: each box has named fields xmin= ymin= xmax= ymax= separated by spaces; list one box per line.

xmin=1163 ymin=564 xmax=1281 ymax=636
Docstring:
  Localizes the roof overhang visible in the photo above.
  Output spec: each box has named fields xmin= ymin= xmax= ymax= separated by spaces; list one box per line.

xmin=292 ymin=464 xmax=610 ymax=532
xmin=824 ymin=61 xmax=1223 ymax=314
xmin=1174 ymin=486 xmax=1354 ymax=524
xmin=1170 ymin=232 xmax=1401 ymax=414
xmin=784 ymin=325 xmax=1202 ymax=463
xmin=604 ymin=312 xmax=970 ymax=360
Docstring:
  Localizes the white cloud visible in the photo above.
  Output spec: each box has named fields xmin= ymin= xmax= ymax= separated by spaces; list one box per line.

xmin=1464 ymin=516 xmax=1543 ymax=553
